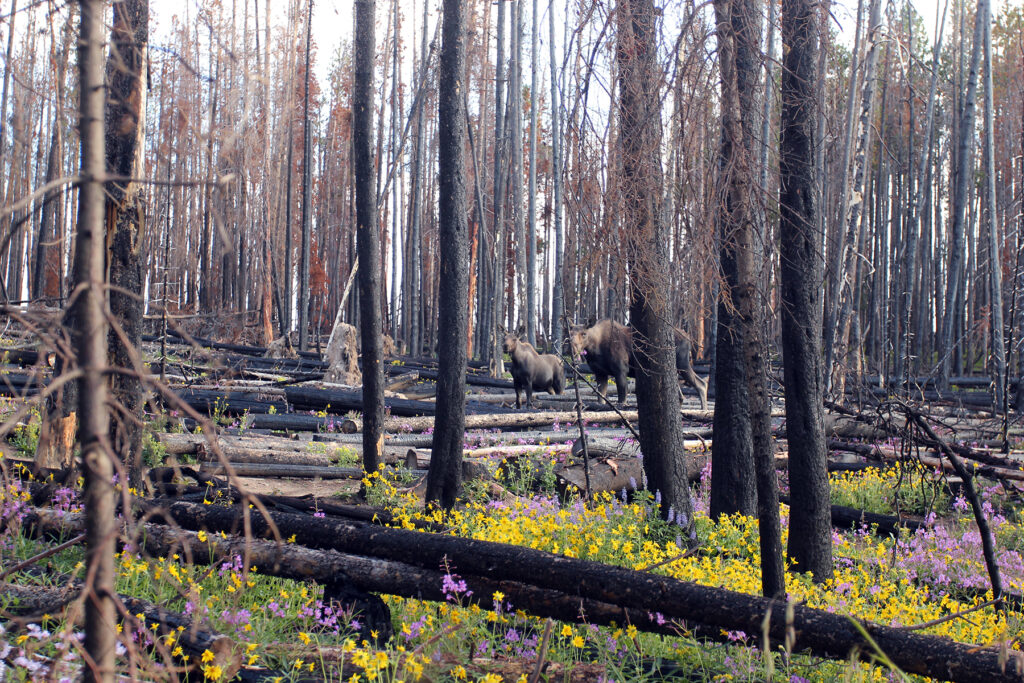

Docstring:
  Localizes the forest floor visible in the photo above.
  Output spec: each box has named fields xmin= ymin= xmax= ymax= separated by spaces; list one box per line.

xmin=1 ymin=336 xmax=1023 ymax=682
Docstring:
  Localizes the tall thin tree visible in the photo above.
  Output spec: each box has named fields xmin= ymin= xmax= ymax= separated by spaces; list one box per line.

xmin=354 ymin=0 xmax=385 ymax=474
xmin=940 ymin=0 xmax=984 ymax=389
xmin=981 ymin=0 xmax=1004 ymax=410
xmin=298 ymin=0 xmax=314 ymax=350
xmin=76 ymin=0 xmax=117 ymax=678
xmin=426 ymin=0 xmax=470 ymax=508
xmin=105 ymin=0 xmax=149 ymax=490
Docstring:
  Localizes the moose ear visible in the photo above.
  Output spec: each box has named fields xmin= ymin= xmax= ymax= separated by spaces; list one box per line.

xmin=498 ymin=323 xmax=505 ymax=334
xmin=516 ymin=323 xmax=526 ymax=336
xmin=586 ymin=315 xmax=596 ymax=329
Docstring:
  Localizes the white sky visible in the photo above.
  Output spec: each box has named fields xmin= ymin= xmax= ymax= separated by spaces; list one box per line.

xmin=144 ymin=0 xmax=1017 ymax=91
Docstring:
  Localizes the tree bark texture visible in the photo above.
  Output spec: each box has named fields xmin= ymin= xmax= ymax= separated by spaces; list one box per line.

xmin=105 ymin=0 xmax=149 ymax=491
xmin=710 ymin=0 xmax=763 ymax=521
xmin=712 ymin=0 xmax=784 ymax=597
xmin=615 ymin=0 xmax=696 ymax=538
xmin=354 ymin=0 xmax=385 ymax=474
xmin=426 ymin=0 xmax=470 ymax=508
xmin=779 ymin=0 xmax=833 ymax=582
xmin=75 ymin=1 xmax=117 ymax=679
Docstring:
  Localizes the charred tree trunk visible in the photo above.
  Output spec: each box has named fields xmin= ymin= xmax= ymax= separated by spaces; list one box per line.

xmin=527 ymin=0 xmax=539 ymax=346
xmin=75 ymin=1 xmax=116 ymax=679
xmin=105 ymin=0 xmax=149 ymax=491
xmin=298 ymin=0 xmax=314 ymax=351
xmin=426 ymin=0 xmax=470 ymax=508
xmin=616 ymin=0 xmax=696 ymax=539
xmin=779 ymin=0 xmax=832 ymax=582
xmin=354 ymin=0 xmax=384 ymax=474
xmin=712 ymin=0 xmax=784 ymax=597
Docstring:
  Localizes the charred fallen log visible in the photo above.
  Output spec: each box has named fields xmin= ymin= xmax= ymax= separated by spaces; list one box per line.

xmin=139 ymin=499 xmax=1024 ymax=683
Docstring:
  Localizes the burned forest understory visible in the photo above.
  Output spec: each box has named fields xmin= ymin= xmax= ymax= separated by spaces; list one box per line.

xmin=2 ymin=0 xmax=1024 ymax=681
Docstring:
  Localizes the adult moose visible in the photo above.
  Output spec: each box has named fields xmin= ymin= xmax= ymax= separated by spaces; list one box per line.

xmin=569 ymin=319 xmax=708 ymax=409
xmin=502 ymin=328 xmax=565 ymax=408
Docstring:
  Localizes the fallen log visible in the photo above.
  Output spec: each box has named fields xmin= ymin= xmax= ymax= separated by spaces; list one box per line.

xmin=20 ymin=508 xmax=683 ymax=644
xmin=197 ymin=462 xmax=423 ymax=480
xmin=345 ymin=409 xmax=644 ymax=434
xmin=144 ymin=499 xmax=1024 ymax=683
xmin=777 ymin=495 xmax=926 ymax=536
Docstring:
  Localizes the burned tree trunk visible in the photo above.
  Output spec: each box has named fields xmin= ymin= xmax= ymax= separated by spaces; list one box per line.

xmin=105 ymin=0 xmax=149 ymax=491
xmin=712 ymin=0 xmax=784 ymax=597
xmin=354 ymin=0 xmax=384 ymax=473
xmin=779 ymin=0 xmax=832 ymax=581
xmin=615 ymin=0 xmax=695 ymax=537
xmin=426 ymin=0 xmax=470 ymax=508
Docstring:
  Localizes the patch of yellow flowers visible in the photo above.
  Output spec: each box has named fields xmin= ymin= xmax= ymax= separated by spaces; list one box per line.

xmin=365 ymin=466 xmax=1021 ymax=650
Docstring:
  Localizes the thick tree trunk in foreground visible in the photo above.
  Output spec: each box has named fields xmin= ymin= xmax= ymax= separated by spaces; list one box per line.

xmin=779 ymin=0 xmax=833 ymax=582
xmin=615 ymin=0 xmax=695 ymax=536
xmin=147 ymin=500 xmax=1024 ymax=683
xmin=710 ymin=0 xmax=762 ymax=521
xmin=105 ymin=0 xmax=149 ymax=491
xmin=75 ymin=1 xmax=117 ymax=680
xmin=712 ymin=0 xmax=784 ymax=597
xmin=426 ymin=0 xmax=470 ymax=508
xmin=354 ymin=0 xmax=384 ymax=473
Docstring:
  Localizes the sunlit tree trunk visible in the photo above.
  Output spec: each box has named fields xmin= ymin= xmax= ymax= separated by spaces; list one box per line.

xmin=105 ymin=0 xmax=149 ymax=490
xmin=76 ymin=1 xmax=116 ymax=679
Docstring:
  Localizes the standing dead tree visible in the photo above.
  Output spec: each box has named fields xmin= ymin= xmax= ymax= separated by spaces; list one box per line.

xmin=426 ymin=0 xmax=470 ymax=508
xmin=779 ymin=0 xmax=833 ymax=582
xmin=354 ymin=0 xmax=384 ymax=474
xmin=615 ymin=0 xmax=696 ymax=538
xmin=712 ymin=0 xmax=784 ymax=597
xmin=105 ymin=0 xmax=149 ymax=491
xmin=75 ymin=0 xmax=117 ymax=679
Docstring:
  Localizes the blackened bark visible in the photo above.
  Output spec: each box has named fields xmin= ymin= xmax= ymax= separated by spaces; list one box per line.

xmin=298 ymin=0 xmax=314 ymax=351
xmin=426 ymin=0 xmax=469 ymax=508
xmin=105 ymin=0 xmax=149 ymax=491
xmin=713 ymin=0 xmax=784 ymax=597
xmin=615 ymin=0 xmax=695 ymax=538
xmin=779 ymin=0 xmax=833 ymax=582
xmin=549 ymin=0 xmax=565 ymax=354
xmin=152 ymin=500 xmax=1024 ymax=683
xmin=354 ymin=0 xmax=384 ymax=474
xmin=710 ymin=0 xmax=763 ymax=521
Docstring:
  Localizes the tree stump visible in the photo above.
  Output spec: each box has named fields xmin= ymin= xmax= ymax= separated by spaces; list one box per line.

xmin=325 ymin=323 xmax=362 ymax=385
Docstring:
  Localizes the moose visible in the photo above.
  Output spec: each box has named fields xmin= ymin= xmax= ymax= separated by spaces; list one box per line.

xmin=569 ymin=318 xmax=708 ymax=409
xmin=502 ymin=327 xmax=566 ymax=409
